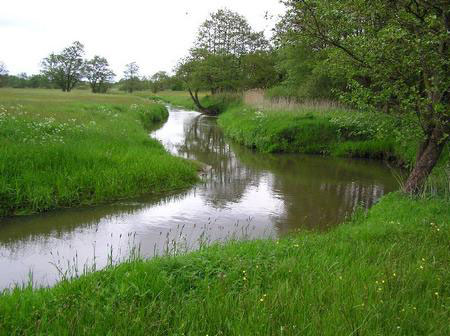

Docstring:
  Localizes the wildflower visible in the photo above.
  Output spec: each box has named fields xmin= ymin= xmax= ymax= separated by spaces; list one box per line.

xmin=434 ymin=292 xmax=439 ymax=296
xmin=419 ymin=265 xmax=424 ymax=270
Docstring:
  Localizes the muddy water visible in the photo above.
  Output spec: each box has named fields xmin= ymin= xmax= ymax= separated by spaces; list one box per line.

xmin=0 ymin=107 xmax=398 ymax=289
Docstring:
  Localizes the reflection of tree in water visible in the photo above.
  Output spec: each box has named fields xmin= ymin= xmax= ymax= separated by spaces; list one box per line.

xmin=0 ymin=189 xmax=191 ymax=248
xmin=231 ymin=145 xmax=398 ymax=232
xmin=176 ymin=115 xmax=261 ymax=208
xmin=174 ymin=114 xmax=398 ymax=231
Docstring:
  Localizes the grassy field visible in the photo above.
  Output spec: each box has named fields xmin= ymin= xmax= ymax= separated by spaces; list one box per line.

xmin=0 ymin=89 xmax=199 ymax=216
xmin=0 ymin=193 xmax=448 ymax=335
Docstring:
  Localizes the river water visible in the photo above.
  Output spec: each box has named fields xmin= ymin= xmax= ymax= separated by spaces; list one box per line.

xmin=0 ymin=107 xmax=398 ymax=290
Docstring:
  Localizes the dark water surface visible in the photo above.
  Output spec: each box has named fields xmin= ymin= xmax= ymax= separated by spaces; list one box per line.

xmin=0 ymin=107 xmax=398 ymax=289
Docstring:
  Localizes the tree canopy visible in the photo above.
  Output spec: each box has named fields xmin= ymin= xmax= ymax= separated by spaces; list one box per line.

xmin=85 ymin=56 xmax=115 ymax=93
xmin=0 ymin=62 xmax=8 ymax=87
xmin=176 ymin=8 xmax=278 ymax=113
xmin=278 ymin=0 xmax=449 ymax=193
xmin=122 ymin=62 xmax=141 ymax=93
xmin=41 ymin=41 xmax=85 ymax=92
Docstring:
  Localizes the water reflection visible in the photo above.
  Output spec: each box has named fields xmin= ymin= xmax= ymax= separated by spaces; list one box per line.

xmin=0 ymin=107 xmax=398 ymax=289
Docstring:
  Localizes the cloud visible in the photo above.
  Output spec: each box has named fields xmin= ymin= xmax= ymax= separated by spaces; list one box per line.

xmin=1 ymin=0 xmax=285 ymax=76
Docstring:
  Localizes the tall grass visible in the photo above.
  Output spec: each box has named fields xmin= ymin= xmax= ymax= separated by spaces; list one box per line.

xmin=0 ymin=89 xmax=198 ymax=216
xmin=0 ymin=193 xmax=448 ymax=335
xmin=245 ymin=89 xmax=341 ymax=112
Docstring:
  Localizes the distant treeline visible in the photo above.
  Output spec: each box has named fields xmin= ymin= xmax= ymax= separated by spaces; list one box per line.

xmin=0 ymin=74 xmax=184 ymax=92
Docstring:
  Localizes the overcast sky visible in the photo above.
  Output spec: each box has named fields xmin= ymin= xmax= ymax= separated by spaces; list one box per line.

xmin=1 ymin=0 xmax=285 ymax=77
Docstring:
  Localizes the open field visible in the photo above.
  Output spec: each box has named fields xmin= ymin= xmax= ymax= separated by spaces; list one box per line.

xmin=0 ymin=89 xmax=198 ymax=216
xmin=0 ymin=193 xmax=448 ymax=335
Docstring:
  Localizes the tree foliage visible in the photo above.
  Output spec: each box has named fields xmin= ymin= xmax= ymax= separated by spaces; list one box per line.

xmin=195 ymin=9 xmax=270 ymax=55
xmin=41 ymin=41 xmax=85 ymax=92
xmin=279 ymin=0 xmax=449 ymax=193
xmin=150 ymin=71 xmax=171 ymax=93
xmin=122 ymin=62 xmax=140 ymax=93
xmin=0 ymin=61 xmax=8 ymax=87
xmin=176 ymin=9 xmax=278 ymax=113
xmin=85 ymin=56 xmax=115 ymax=93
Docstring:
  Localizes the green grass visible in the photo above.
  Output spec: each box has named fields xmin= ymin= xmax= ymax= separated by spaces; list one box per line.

xmin=0 ymin=193 xmax=448 ymax=335
xmin=0 ymin=88 xmax=199 ymax=216
xmin=218 ymin=104 xmax=449 ymax=196
xmin=137 ymin=91 xmax=241 ymax=114
xmin=136 ymin=90 xmax=201 ymax=110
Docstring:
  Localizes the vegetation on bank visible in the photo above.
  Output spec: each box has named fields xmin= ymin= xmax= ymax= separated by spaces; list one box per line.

xmin=0 ymin=193 xmax=448 ymax=335
xmin=218 ymin=99 xmax=449 ymax=197
xmin=0 ymin=89 xmax=198 ymax=216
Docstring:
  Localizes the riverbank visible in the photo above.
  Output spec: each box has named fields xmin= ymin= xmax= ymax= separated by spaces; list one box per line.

xmin=218 ymin=100 xmax=449 ymax=197
xmin=0 ymin=192 xmax=448 ymax=335
xmin=0 ymin=89 xmax=199 ymax=216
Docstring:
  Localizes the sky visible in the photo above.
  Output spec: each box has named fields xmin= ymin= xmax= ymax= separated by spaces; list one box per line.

xmin=0 ymin=0 xmax=286 ymax=78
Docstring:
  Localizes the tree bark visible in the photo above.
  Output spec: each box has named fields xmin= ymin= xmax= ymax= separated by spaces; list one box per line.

xmin=403 ymin=126 xmax=447 ymax=194
xmin=188 ymin=88 xmax=218 ymax=115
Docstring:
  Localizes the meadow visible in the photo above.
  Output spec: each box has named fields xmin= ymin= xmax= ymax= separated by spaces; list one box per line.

xmin=0 ymin=89 xmax=198 ymax=216
xmin=0 ymin=193 xmax=448 ymax=335
xmin=0 ymin=89 xmax=448 ymax=335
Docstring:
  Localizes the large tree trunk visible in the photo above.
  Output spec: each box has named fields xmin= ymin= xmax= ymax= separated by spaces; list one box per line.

xmin=403 ymin=126 xmax=447 ymax=194
xmin=188 ymin=88 xmax=218 ymax=115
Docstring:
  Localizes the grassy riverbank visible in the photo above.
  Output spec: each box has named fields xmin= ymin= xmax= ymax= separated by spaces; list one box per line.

xmin=0 ymin=193 xmax=448 ymax=335
xmin=137 ymin=91 xmax=200 ymax=110
xmin=218 ymin=101 xmax=449 ymax=197
xmin=0 ymin=89 xmax=198 ymax=216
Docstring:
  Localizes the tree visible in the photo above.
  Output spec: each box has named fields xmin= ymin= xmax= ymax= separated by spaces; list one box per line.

xmin=177 ymin=9 xmax=274 ymax=114
xmin=123 ymin=62 xmax=140 ymax=93
xmin=41 ymin=41 xmax=85 ymax=92
xmin=85 ymin=56 xmax=115 ymax=93
xmin=150 ymin=71 xmax=170 ymax=93
xmin=28 ymin=74 xmax=53 ymax=88
xmin=280 ymin=0 xmax=449 ymax=194
xmin=0 ymin=61 xmax=8 ymax=87
xmin=195 ymin=8 xmax=270 ymax=55
xmin=241 ymin=51 xmax=279 ymax=89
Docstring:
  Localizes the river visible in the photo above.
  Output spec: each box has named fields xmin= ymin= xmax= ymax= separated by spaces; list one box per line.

xmin=0 ymin=106 xmax=398 ymax=290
